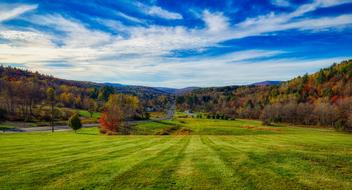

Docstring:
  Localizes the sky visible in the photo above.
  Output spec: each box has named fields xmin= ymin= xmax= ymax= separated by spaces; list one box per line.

xmin=0 ymin=0 xmax=352 ymax=88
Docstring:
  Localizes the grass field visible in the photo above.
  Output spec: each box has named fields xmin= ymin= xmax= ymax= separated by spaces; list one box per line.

xmin=0 ymin=118 xmax=351 ymax=189
xmin=77 ymin=109 xmax=101 ymax=120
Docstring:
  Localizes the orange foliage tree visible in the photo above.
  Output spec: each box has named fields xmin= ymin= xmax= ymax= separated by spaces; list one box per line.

xmin=99 ymin=94 xmax=140 ymax=134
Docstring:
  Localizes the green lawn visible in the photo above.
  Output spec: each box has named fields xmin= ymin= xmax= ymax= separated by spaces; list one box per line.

xmin=77 ymin=109 xmax=101 ymax=119
xmin=0 ymin=118 xmax=351 ymax=189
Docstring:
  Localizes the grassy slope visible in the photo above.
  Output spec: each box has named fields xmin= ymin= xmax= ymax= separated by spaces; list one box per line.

xmin=0 ymin=119 xmax=351 ymax=189
xmin=77 ymin=109 xmax=101 ymax=120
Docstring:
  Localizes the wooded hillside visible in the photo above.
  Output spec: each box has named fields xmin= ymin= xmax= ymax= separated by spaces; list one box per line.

xmin=177 ymin=60 xmax=352 ymax=131
xmin=0 ymin=66 xmax=171 ymax=122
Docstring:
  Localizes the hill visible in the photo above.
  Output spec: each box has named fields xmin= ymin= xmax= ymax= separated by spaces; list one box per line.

xmin=176 ymin=59 xmax=352 ymax=131
xmin=155 ymin=87 xmax=200 ymax=94
xmin=0 ymin=66 xmax=171 ymax=122
xmin=250 ymin=80 xmax=282 ymax=86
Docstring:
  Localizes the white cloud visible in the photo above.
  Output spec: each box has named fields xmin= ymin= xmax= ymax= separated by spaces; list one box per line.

xmin=316 ymin=0 xmax=352 ymax=7
xmin=202 ymin=11 xmax=229 ymax=32
xmin=0 ymin=4 xmax=37 ymax=22
xmin=271 ymin=0 xmax=291 ymax=7
xmin=0 ymin=1 xmax=351 ymax=87
xmin=32 ymin=15 xmax=112 ymax=48
xmin=115 ymin=12 xmax=144 ymax=23
xmin=137 ymin=3 xmax=183 ymax=20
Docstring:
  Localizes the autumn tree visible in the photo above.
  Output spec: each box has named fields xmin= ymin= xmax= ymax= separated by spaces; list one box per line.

xmin=83 ymin=97 xmax=97 ymax=118
xmin=296 ymin=103 xmax=314 ymax=125
xmin=99 ymin=94 xmax=140 ymax=134
xmin=313 ymin=103 xmax=337 ymax=127
xmin=260 ymin=104 xmax=282 ymax=125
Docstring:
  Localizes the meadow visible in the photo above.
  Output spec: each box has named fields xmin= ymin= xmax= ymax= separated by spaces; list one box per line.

xmin=0 ymin=118 xmax=351 ymax=189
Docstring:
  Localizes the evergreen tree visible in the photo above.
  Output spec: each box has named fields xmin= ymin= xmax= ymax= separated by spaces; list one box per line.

xmin=68 ymin=113 xmax=82 ymax=133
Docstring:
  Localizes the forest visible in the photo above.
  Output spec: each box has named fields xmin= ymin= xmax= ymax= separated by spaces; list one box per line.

xmin=176 ymin=60 xmax=352 ymax=131
xmin=0 ymin=66 xmax=171 ymax=124
xmin=1 ymin=60 xmax=352 ymax=132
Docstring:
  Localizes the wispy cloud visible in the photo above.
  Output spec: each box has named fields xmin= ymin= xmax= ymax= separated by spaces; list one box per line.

xmin=115 ymin=11 xmax=144 ymax=23
xmin=271 ymin=0 xmax=291 ymax=7
xmin=136 ymin=3 xmax=183 ymax=20
xmin=0 ymin=3 xmax=37 ymax=22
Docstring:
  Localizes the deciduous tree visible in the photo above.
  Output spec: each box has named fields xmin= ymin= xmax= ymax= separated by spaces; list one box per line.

xmin=99 ymin=94 xmax=140 ymax=134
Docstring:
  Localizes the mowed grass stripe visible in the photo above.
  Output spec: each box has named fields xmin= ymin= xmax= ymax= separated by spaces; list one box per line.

xmin=109 ymin=136 xmax=190 ymax=189
xmin=206 ymin=135 xmax=352 ymax=189
xmin=203 ymin=135 xmax=307 ymax=190
xmin=0 ymin=136 xmax=172 ymax=189
xmin=0 ymin=135 xmax=153 ymax=174
xmin=0 ymin=136 xmax=144 ymax=162
xmin=172 ymin=136 xmax=237 ymax=190
xmin=42 ymin=136 xmax=186 ymax=189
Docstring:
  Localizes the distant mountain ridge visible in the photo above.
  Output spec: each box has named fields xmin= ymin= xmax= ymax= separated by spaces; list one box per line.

xmin=250 ymin=81 xmax=282 ymax=86
xmin=155 ymin=87 xmax=199 ymax=94
xmin=103 ymin=83 xmax=124 ymax=87
xmin=155 ymin=81 xmax=282 ymax=94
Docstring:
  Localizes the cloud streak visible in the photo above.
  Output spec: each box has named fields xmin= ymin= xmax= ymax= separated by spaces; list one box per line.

xmin=0 ymin=4 xmax=37 ymax=22
xmin=136 ymin=3 xmax=183 ymax=20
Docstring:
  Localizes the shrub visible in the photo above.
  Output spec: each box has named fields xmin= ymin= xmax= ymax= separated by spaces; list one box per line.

xmin=155 ymin=126 xmax=180 ymax=135
xmin=180 ymin=120 xmax=186 ymax=124
xmin=68 ymin=113 xmax=82 ymax=133
xmin=176 ymin=127 xmax=192 ymax=135
xmin=346 ymin=115 xmax=352 ymax=132
xmin=262 ymin=119 xmax=272 ymax=126
xmin=0 ymin=108 xmax=6 ymax=122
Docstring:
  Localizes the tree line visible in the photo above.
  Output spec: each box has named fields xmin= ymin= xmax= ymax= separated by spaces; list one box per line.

xmin=177 ymin=60 xmax=352 ymax=131
xmin=0 ymin=66 xmax=170 ymax=123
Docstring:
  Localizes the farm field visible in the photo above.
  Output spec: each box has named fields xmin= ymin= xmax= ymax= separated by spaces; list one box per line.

xmin=0 ymin=118 xmax=351 ymax=189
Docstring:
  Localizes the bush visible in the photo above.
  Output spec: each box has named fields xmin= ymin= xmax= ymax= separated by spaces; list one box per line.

xmin=176 ymin=127 xmax=192 ymax=135
xmin=0 ymin=108 xmax=6 ymax=122
xmin=155 ymin=126 xmax=180 ymax=135
xmin=262 ymin=119 xmax=272 ymax=126
xmin=346 ymin=115 xmax=352 ymax=132
xmin=68 ymin=113 xmax=82 ymax=133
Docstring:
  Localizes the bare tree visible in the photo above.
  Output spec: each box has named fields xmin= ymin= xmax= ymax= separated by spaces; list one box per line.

xmin=46 ymin=87 xmax=56 ymax=132
xmin=313 ymin=103 xmax=337 ymax=127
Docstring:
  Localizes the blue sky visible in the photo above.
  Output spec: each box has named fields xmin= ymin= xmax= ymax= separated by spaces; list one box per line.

xmin=0 ymin=0 xmax=351 ymax=87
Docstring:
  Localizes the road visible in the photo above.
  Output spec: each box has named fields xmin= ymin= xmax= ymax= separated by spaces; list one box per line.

xmin=2 ymin=123 xmax=99 ymax=133
xmin=3 ymin=100 xmax=176 ymax=133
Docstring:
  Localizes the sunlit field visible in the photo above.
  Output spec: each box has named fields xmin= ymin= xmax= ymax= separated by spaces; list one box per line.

xmin=1 ymin=118 xmax=351 ymax=189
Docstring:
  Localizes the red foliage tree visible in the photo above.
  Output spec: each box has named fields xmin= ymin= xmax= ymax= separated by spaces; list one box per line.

xmin=98 ymin=94 xmax=140 ymax=135
xmin=99 ymin=105 xmax=122 ymax=135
